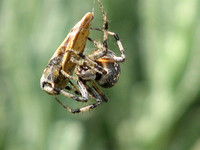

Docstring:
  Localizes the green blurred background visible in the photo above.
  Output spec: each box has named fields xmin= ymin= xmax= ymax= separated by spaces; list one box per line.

xmin=1 ymin=0 xmax=200 ymax=150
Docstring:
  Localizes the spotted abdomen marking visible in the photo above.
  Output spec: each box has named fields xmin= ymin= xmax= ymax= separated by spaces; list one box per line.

xmin=96 ymin=61 xmax=120 ymax=88
xmin=95 ymin=50 xmax=121 ymax=88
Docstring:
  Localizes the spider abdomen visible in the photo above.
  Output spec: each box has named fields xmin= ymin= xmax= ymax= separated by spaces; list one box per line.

xmin=94 ymin=50 xmax=121 ymax=88
xmin=96 ymin=61 xmax=121 ymax=88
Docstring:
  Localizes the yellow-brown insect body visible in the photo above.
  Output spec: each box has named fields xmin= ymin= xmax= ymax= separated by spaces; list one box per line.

xmin=40 ymin=12 xmax=93 ymax=95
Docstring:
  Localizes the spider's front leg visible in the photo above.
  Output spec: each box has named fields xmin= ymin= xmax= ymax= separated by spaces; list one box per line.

xmin=88 ymin=31 xmax=125 ymax=62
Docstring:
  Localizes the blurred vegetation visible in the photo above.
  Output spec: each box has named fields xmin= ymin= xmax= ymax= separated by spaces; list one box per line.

xmin=0 ymin=0 xmax=200 ymax=150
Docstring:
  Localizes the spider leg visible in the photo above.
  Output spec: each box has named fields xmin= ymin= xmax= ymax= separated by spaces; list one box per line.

xmin=84 ymin=0 xmax=109 ymax=60
xmin=98 ymin=0 xmax=108 ymax=56
xmin=87 ymin=37 xmax=107 ymax=60
xmin=89 ymin=29 xmax=125 ymax=62
xmin=65 ymin=80 xmax=82 ymax=96
xmin=89 ymin=80 xmax=108 ymax=102
xmin=54 ymin=96 xmax=76 ymax=113
xmin=55 ymin=80 xmax=104 ymax=114
xmin=61 ymin=49 xmax=107 ymax=80
xmin=70 ymin=57 xmax=103 ymax=75
xmin=59 ymin=88 xmax=88 ymax=102
xmin=65 ymin=85 xmax=81 ymax=95
xmin=107 ymin=31 xmax=125 ymax=62
xmin=77 ymin=78 xmax=89 ymax=99
xmin=67 ymin=49 xmax=107 ymax=75
xmin=65 ymin=80 xmax=94 ymax=99
xmin=54 ymin=94 xmax=94 ymax=114
xmin=70 ymin=81 xmax=104 ymax=113
xmin=60 ymin=77 xmax=90 ymax=101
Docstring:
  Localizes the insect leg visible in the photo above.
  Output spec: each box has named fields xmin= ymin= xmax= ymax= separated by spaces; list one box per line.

xmin=61 ymin=70 xmax=78 ymax=80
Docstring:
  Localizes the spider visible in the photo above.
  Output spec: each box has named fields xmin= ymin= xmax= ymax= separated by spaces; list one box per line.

xmin=40 ymin=0 xmax=125 ymax=113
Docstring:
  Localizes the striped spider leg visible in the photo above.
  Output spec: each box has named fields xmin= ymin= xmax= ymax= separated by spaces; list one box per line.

xmin=54 ymin=78 xmax=107 ymax=113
